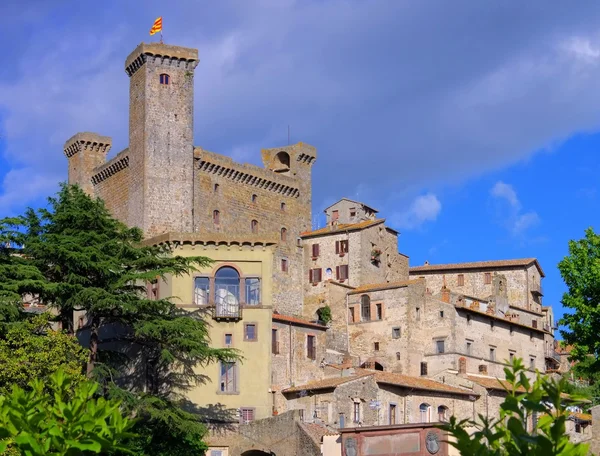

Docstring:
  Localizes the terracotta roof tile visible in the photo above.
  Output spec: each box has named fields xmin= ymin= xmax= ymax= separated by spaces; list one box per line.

xmin=372 ymin=371 xmax=476 ymax=397
xmin=466 ymin=375 xmax=527 ymax=393
xmin=272 ymin=312 xmax=328 ymax=330
xmin=348 ymin=279 xmax=423 ymax=295
xmin=569 ymin=412 xmax=592 ymax=422
xmin=282 ymin=371 xmax=374 ymax=393
xmin=410 ymin=258 xmax=545 ymax=277
xmin=299 ymin=422 xmax=338 ymax=446
xmin=300 ymin=219 xmax=384 ymax=238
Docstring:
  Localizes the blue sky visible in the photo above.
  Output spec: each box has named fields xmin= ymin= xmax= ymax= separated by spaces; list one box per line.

xmin=1 ymin=1 xmax=600 ymax=332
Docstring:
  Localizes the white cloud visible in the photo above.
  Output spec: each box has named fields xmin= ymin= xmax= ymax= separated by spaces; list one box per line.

xmin=392 ymin=193 xmax=442 ymax=230
xmin=490 ymin=181 xmax=540 ymax=236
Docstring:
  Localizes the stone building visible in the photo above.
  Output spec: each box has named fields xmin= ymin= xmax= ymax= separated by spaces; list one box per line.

xmin=62 ymin=39 xmax=565 ymax=454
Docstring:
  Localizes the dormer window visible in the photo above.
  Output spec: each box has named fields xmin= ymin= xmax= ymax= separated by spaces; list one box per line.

xmin=159 ymin=74 xmax=170 ymax=85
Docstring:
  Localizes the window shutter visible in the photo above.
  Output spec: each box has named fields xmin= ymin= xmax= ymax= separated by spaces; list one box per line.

xmin=317 ymin=268 xmax=322 ymax=282
xmin=336 ymin=266 xmax=340 ymax=279
xmin=335 ymin=241 xmax=340 ymax=254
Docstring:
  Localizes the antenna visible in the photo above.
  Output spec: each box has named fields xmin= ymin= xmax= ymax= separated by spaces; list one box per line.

xmin=288 ymin=125 xmax=290 ymax=145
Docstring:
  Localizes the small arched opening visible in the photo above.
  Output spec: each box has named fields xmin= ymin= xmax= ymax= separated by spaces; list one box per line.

xmin=215 ymin=266 xmax=240 ymax=317
xmin=360 ymin=361 xmax=384 ymax=371
xmin=420 ymin=403 xmax=432 ymax=423
xmin=241 ymin=451 xmax=272 ymax=456
xmin=272 ymin=151 xmax=291 ymax=175
xmin=438 ymin=405 xmax=449 ymax=422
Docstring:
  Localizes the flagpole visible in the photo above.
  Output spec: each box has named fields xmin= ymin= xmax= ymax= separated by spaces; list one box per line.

xmin=160 ymin=30 xmax=163 ymax=44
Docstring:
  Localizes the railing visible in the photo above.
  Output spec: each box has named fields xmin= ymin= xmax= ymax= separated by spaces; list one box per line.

xmin=545 ymin=348 xmax=561 ymax=362
xmin=531 ymin=282 xmax=543 ymax=296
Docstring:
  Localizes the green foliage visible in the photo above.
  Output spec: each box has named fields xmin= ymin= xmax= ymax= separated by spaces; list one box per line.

xmin=318 ymin=306 xmax=332 ymax=325
xmin=0 ymin=369 xmax=134 ymax=455
xmin=440 ymin=359 xmax=590 ymax=456
xmin=0 ymin=314 xmax=87 ymax=394
xmin=558 ymin=227 xmax=600 ymax=364
xmin=0 ymin=184 xmax=239 ymax=454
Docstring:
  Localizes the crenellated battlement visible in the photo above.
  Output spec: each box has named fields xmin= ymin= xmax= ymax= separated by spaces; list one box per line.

xmin=125 ymin=43 xmax=199 ymax=77
xmin=91 ymin=149 xmax=129 ymax=185
xmin=63 ymin=132 xmax=112 ymax=158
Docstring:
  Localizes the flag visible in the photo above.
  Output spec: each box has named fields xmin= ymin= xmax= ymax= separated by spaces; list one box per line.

xmin=149 ymin=17 xmax=162 ymax=36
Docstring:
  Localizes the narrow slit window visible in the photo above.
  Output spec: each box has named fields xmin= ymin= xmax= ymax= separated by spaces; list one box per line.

xmin=251 ymin=219 xmax=258 ymax=233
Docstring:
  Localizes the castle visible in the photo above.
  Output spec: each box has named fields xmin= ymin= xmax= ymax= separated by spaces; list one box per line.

xmin=64 ymin=42 xmax=580 ymax=456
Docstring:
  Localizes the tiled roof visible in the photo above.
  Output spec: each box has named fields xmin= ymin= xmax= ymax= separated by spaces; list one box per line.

xmin=372 ymin=371 xmax=476 ymax=397
xmin=323 ymin=198 xmax=379 ymax=213
xmin=282 ymin=371 xmax=374 ymax=393
xmin=299 ymin=422 xmax=338 ymax=446
xmin=569 ymin=412 xmax=592 ymax=422
xmin=272 ymin=312 xmax=328 ymax=330
xmin=410 ymin=258 xmax=545 ymax=277
xmin=348 ymin=279 xmax=423 ymax=295
xmin=300 ymin=219 xmax=384 ymax=238
xmin=455 ymin=303 xmax=549 ymax=335
xmin=466 ymin=375 xmax=526 ymax=393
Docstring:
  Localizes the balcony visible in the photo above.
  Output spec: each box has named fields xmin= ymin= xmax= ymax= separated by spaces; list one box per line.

xmin=531 ymin=282 xmax=543 ymax=296
xmin=545 ymin=348 xmax=560 ymax=363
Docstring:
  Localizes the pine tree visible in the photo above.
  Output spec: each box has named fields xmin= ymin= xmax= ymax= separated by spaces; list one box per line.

xmin=0 ymin=184 xmax=238 ymax=454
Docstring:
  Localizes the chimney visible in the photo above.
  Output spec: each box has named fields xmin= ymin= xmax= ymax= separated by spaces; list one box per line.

xmin=424 ymin=260 xmax=430 ymax=265
xmin=478 ymin=364 xmax=488 ymax=375
xmin=458 ymin=357 xmax=467 ymax=375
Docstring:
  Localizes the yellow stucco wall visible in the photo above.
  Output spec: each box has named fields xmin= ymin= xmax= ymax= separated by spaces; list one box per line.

xmin=162 ymin=243 xmax=274 ymax=421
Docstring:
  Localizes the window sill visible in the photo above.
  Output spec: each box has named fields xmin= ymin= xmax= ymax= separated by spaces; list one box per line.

xmin=216 ymin=391 xmax=240 ymax=395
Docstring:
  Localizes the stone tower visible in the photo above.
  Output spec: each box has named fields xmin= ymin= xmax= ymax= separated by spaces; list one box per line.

xmin=125 ymin=43 xmax=199 ymax=237
xmin=63 ymin=133 xmax=112 ymax=196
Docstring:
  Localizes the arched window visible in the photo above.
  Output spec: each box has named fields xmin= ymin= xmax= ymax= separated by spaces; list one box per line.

xmin=281 ymin=202 xmax=286 ymax=211
xmin=281 ymin=227 xmax=287 ymax=241
xmin=420 ymin=403 xmax=431 ymax=423
xmin=159 ymin=73 xmax=170 ymax=85
xmin=213 ymin=210 xmax=220 ymax=225
xmin=214 ymin=183 xmax=219 ymax=193
xmin=273 ymin=151 xmax=291 ymax=174
xmin=361 ymin=295 xmax=371 ymax=321
xmin=251 ymin=220 xmax=258 ymax=234
xmin=251 ymin=194 xmax=257 ymax=203
xmin=215 ymin=267 xmax=240 ymax=317
xmin=438 ymin=405 xmax=449 ymax=422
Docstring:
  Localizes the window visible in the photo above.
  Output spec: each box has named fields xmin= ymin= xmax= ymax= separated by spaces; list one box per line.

xmin=307 ymin=335 xmax=316 ymax=360
xmin=147 ymin=279 xmax=159 ymax=300
xmin=272 ymin=329 xmax=279 ymax=354
xmin=311 ymin=243 xmax=320 ymax=258
xmin=299 ymin=409 xmax=305 ymax=422
xmin=509 ymin=351 xmax=515 ymax=362
xmin=484 ymin=272 xmax=492 ymax=284
xmin=336 ymin=264 xmax=349 ymax=281
xmin=224 ymin=333 xmax=232 ymax=346
xmin=159 ymin=73 xmax=170 ymax=85
xmin=419 ymin=403 xmax=431 ymax=423
xmin=396 ymin=351 xmax=401 ymax=360
xmin=244 ymin=324 xmax=257 ymax=341
xmin=309 ymin=268 xmax=322 ymax=284
xmin=281 ymin=202 xmax=286 ymax=211
xmin=215 ymin=267 xmax=240 ymax=317
xmin=467 ymin=314 xmax=471 ymax=325
xmin=213 ymin=183 xmax=219 ymax=193
xmin=375 ymin=303 xmax=382 ymax=320
xmin=438 ymin=406 xmax=449 ymax=422
xmin=458 ymin=274 xmax=464 ymax=286
xmin=416 ymin=307 xmax=421 ymax=321
xmin=251 ymin=194 xmax=257 ymax=203
xmin=392 ymin=327 xmax=401 ymax=339
xmin=245 ymin=278 xmax=261 ymax=305
xmin=353 ymin=402 xmax=360 ymax=423
xmin=335 ymin=240 xmax=349 ymax=254
xmin=361 ymin=295 xmax=371 ymax=321
xmin=350 ymin=208 xmax=356 ymax=218
xmin=349 ymin=307 xmax=355 ymax=323
xmin=210 ymin=450 xmax=223 ymax=456
xmin=489 ymin=347 xmax=496 ymax=361
xmin=281 ymin=227 xmax=287 ymax=241
xmin=510 ymin=325 xmax=514 ymax=335
xmin=281 ymin=258 xmax=288 ymax=272
xmin=530 ymin=357 xmax=535 ymax=370
xmin=466 ymin=340 xmax=472 ymax=356
xmin=213 ymin=210 xmax=220 ymax=225
xmin=420 ymin=362 xmax=428 ymax=376
xmin=194 ymin=277 xmax=210 ymax=305
xmin=219 ymin=361 xmax=236 ymax=392
xmin=389 ymin=404 xmax=397 ymax=425
xmin=575 ymin=423 xmax=582 ymax=434
xmin=251 ymin=219 xmax=258 ymax=233
xmin=374 ymin=342 xmax=380 ymax=351
xmin=332 ymin=210 xmax=339 ymax=221
xmin=436 ymin=339 xmax=445 ymax=354
xmin=78 ymin=316 xmax=84 ymax=329
xmin=240 ymin=408 xmax=255 ymax=424
xmin=490 ymin=319 xmax=495 ymax=331
xmin=440 ymin=310 xmax=444 ymax=318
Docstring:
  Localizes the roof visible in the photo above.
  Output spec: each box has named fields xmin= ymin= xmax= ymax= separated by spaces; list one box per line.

xmin=282 ymin=371 xmax=373 ymax=393
xmin=372 ymin=371 xmax=476 ymax=397
xmin=299 ymin=422 xmax=338 ymax=445
xmin=455 ymin=302 xmax=549 ymax=335
xmin=467 ymin=375 xmax=527 ymax=393
xmin=300 ymin=219 xmax=384 ymax=238
xmin=272 ymin=312 xmax=328 ymax=330
xmin=323 ymin=198 xmax=379 ymax=214
xmin=348 ymin=279 xmax=423 ymax=295
xmin=410 ymin=258 xmax=545 ymax=278
xmin=569 ymin=412 xmax=592 ymax=422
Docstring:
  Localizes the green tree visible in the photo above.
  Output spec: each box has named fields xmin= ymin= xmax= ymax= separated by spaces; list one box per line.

xmin=441 ymin=359 xmax=589 ymax=456
xmin=0 ymin=184 xmax=238 ymax=454
xmin=0 ymin=314 xmax=87 ymax=394
xmin=558 ymin=227 xmax=600 ymax=380
xmin=0 ymin=369 xmax=134 ymax=456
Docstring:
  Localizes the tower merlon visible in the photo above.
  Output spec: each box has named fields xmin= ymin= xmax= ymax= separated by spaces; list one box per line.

xmin=125 ymin=43 xmax=199 ymax=77
xmin=63 ymin=132 xmax=112 ymax=158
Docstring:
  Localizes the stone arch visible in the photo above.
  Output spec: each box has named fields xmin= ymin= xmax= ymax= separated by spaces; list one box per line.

xmin=241 ymin=451 xmax=273 ymax=456
xmin=272 ymin=151 xmax=291 ymax=174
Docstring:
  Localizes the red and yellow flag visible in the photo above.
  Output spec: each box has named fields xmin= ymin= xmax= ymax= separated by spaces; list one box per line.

xmin=149 ymin=17 xmax=162 ymax=36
